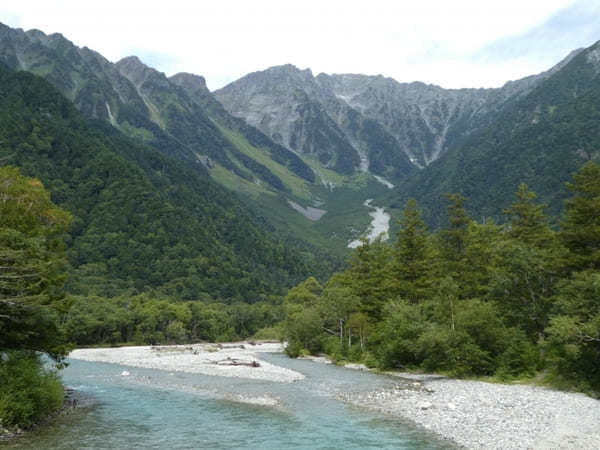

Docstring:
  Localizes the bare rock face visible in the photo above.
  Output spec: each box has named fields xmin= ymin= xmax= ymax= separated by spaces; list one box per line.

xmin=215 ymin=65 xmax=416 ymax=179
xmin=215 ymin=65 xmax=362 ymax=175
xmin=169 ymin=72 xmax=210 ymax=98
xmin=214 ymin=64 xmax=541 ymax=178
xmin=215 ymin=48 xmax=583 ymax=178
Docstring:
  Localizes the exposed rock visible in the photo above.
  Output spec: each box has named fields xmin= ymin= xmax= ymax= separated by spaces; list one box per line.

xmin=287 ymin=200 xmax=327 ymax=221
xmin=418 ymin=401 xmax=433 ymax=410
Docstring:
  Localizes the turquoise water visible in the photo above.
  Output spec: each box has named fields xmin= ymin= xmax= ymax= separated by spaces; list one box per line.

xmin=2 ymin=354 xmax=453 ymax=449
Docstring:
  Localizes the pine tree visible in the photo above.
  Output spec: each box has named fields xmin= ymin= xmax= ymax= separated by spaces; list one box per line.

xmin=504 ymin=183 xmax=553 ymax=248
xmin=438 ymin=194 xmax=472 ymax=284
xmin=391 ymin=199 xmax=431 ymax=303
xmin=491 ymin=184 xmax=559 ymax=343
xmin=560 ymin=162 xmax=600 ymax=272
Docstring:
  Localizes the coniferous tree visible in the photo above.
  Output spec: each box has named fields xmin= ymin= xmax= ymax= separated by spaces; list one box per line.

xmin=560 ymin=162 xmax=600 ymax=272
xmin=491 ymin=184 xmax=559 ymax=343
xmin=345 ymin=237 xmax=393 ymax=321
xmin=391 ymin=199 xmax=431 ymax=303
xmin=504 ymin=183 xmax=554 ymax=247
xmin=437 ymin=194 xmax=472 ymax=294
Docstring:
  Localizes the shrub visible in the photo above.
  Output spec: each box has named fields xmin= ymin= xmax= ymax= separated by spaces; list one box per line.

xmin=495 ymin=328 xmax=539 ymax=379
xmin=0 ymin=351 xmax=64 ymax=429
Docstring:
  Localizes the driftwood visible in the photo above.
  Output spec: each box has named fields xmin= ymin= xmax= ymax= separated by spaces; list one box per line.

xmin=214 ymin=357 xmax=260 ymax=367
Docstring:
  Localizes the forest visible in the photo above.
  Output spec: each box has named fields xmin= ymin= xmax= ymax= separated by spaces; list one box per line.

xmin=2 ymin=162 xmax=600 ymax=432
xmin=1 ymin=59 xmax=600 ymax=434
xmin=282 ymin=164 xmax=600 ymax=396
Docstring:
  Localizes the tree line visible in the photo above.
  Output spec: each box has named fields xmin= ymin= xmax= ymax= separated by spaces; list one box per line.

xmin=283 ymin=162 xmax=600 ymax=395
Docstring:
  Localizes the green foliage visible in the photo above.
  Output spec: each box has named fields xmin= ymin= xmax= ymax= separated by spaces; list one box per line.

xmin=545 ymin=271 xmax=600 ymax=393
xmin=390 ymin=199 xmax=432 ymax=303
xmin=344 ymin=238 xmax=394 ymax=320
xmin=0 ymin=167 xmax=72 ymax=360
xmin=0 ymin=352 xmax=64 ymax=429
xmin=560 ymin=162 xmax=600 ymax=272
xmin=496 ymin=328 xmax=539 ymax=380
xmin=0 ymin=64 xmax=338 ymax=303
xmin=63 ymin=294 xmax=283 ymax=346
xmin=282 ymin=174 xmax=600 ymax=392
xmin=376 ymin=300 xmax=425 ymax=369
xmin=393 ymin=45 xmax=600 ymax=229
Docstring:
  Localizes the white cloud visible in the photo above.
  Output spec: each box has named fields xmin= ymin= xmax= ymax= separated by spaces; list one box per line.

xmin=0 ymin=0 xmax=595 ymax=90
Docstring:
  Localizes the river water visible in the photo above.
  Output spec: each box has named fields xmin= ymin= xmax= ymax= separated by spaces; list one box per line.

xmin=1 ymin=354 xmax=453 ymax=449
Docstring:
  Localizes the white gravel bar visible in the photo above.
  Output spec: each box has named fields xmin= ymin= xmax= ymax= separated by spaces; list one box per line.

xmin=342 ymin=373 xmax=600 ymax=449
xmin=69 ymin=342 xmax=304 ymax=383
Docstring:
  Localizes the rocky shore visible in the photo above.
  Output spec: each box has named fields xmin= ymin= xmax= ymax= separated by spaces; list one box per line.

xmin=68 ymin=345 xmax=600 ymax=449
xmin=69 ymin=342 xmax=304 ymax=383
xmin=341 ymin=372 xmax=600 ymax=449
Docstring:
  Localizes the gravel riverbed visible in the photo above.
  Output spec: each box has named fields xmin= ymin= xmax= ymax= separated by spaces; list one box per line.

xmin=69 ymin=342 xmax=304 ymax=383
xmin=341 ymin=372 xmax=600 ymax=449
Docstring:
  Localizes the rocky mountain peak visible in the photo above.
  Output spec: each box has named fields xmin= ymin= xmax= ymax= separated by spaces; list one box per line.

xmin=170 ymin=72 xmax=209 ymax=97
xmin=116 ymin=55 xmax=147 ymax=75
xmin=585 ymin=41 xmax=600 ymax=72
xmin=116 ymin=55 xmax=169 ymax=90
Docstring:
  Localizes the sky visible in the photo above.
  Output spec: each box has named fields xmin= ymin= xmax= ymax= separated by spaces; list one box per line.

xmin=1 ymin=0 xmax=599 ymax=91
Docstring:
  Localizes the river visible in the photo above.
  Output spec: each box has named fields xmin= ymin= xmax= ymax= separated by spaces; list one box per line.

xmin=1 ymin=354 xmax=453 ymax=449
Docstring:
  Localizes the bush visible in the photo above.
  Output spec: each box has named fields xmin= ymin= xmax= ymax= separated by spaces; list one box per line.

xmin=417 ymin=326 xmax=493 ymax=376
xmin=284 ymin=341 xmax=304 ymax=358
xmin=252 ymin=325 xmax=284 ymax=341
xmin=495 ymin=328 xmax=539 ymax=379
xmin=0 ymin=351 xmax=64 ymax=429
xmin=362 ymin=352 xmax=379 ymax=369
xmin=322 ymin=336 xmax=345 ymax=361
xmin=376 ymin=301 xmax=425 ymax=369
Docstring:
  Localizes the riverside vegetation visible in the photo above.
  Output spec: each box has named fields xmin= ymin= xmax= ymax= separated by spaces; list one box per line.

xmin=1 ymin=24 xmax=600 ymax=438
xmin=2 ymin=74 xmax=600 ymax=434
xmin=283 ymin=167 xmax=600 ymax=396
xmin=0 ymin=63 xmax=334 ymax=434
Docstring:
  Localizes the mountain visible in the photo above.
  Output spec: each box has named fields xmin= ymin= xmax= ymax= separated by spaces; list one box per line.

xmin=0 ymin=23 xmax=401 ymax=253
xmin=0 ymin=62 xmax=338 ymax=301
xmin=390 ymin=41 xmax=600 ymax=227
xmin=315 ymin=50 xmax=583 ymax=168
xmin=169 ymin=71 xmax=315 ymax=183
xmin=214 ymin=48 xmax=584 ymax=181
xmin=2 ymin=20 xmax=595 ymax=247
xmin=214 ymin=64 xmax=555 ymax=179
xmin=215 ymin=64 xmax=415 ymax=182
xmin=0 ymin=23 xmax=315 ymax=193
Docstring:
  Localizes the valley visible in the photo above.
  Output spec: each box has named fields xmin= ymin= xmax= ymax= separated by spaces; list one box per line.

xmin=1 ymin=14 xmax=600 ymax=450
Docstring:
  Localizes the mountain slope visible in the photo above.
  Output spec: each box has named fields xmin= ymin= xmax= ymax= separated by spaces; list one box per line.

xmin=169 ymin=71 xmax=315 ymax=183
xmin=215 ymin=64 xmax=416 ymax=182
xmin=214 ymin=64 xmax=548 ymax=179
xmin=0 ymin=63 xmax=338 ymax=300
xmin=316 ymin=49 xmax=581 ymax=169
xmin=0 ymin=23 xmax=316 ymax=194
xmin=391 ymin=41 xmax=600 ymax=227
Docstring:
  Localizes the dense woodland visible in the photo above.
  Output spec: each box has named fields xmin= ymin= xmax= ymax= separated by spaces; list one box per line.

xmin=283 ymin=165 xmax=600 ymax=395
xmin=1 ymin=38 xmax=600 ymax=433
xmin=0 ymin=65 xmax=339 ymax=302
xmin=0 ymin=64 xmax=335 ymax=432
xmin=0 ymin=167 xmax=69 ymax=430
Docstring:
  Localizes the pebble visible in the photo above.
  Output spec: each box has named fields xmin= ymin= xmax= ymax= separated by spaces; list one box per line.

xmin=342 ymin=377 xmax=600 ymax=449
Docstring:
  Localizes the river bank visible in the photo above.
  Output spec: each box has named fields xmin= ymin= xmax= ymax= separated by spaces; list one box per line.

xmin=68 ymin=344 xmax=600 ymax=449
xmin=0 ymin=387 xmax=80 ymax=442
xmin=342 ymin=371 xmax=600 ymax=449
xmin=296 ymin=355 xmax=600 ymax=449
xmin=69 ymin=341 xmax=303 ymax=383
